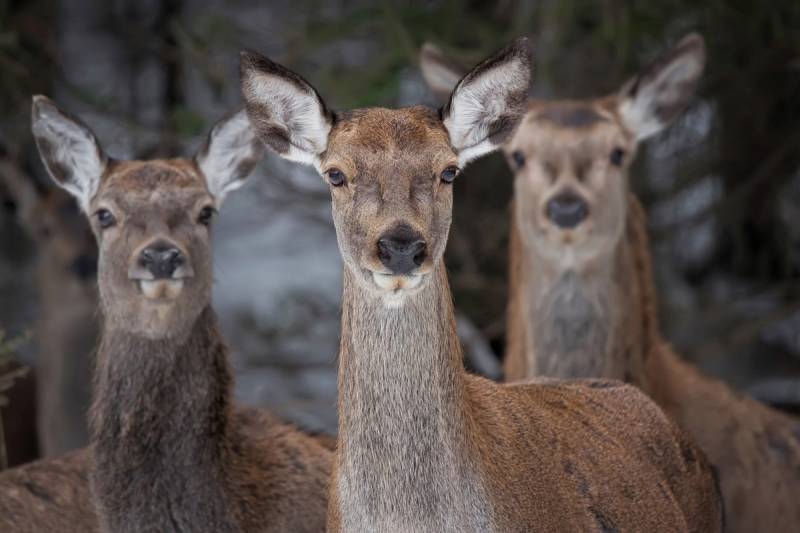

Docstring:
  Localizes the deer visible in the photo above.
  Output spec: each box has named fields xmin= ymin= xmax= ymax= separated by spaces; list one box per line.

xmin=0 ymin=156 xmax=98 ymax=457
xmin=420 ymin=33 xmax=800 ymax=532
xmin=0 ymin=96 xmax=332 ymax=533
xmin=241 ymin=38 xmax=723 ymax=532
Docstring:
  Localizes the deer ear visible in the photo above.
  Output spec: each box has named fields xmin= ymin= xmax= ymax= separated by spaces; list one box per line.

xmin=618 ymin=33 xmax=706 ymax=141
xmin=419 ymin=43 xmax=467 ymax=100
xmin=31 ymin=96 xmax=107 ymax=213
xmin=195 ymin=110 xmax=264 ymax=205
xmin=240 ymin=50 xmax=333 ymax=168
xmin=442 ymin=38 xmax=532 ymax=167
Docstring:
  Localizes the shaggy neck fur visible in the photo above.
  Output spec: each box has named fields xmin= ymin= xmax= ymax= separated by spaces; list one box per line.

xmin=336 ymin=264 xmax=494 ymax=532
xmin=90 ymin=306 xmax=239 ymax=533
xmin=507 ymin=196 xmax=659 ymax=387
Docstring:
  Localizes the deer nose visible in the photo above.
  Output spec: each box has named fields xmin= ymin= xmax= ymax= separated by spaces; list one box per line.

xmin=138 ymin=241 xmax=184 ymax=280
xmin=546 ymin=191 xmax=589 ymax=229
xmin=377 ymin=226 xmax=426 ymax=275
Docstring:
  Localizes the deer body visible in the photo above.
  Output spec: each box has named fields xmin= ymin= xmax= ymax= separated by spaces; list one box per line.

xmin=242 ymin=39 xmax=723 ymax=532
xmin=0 ymin=98 xmax=332 ymax=533
xmin=35 ymin=244 xmax=97 ymax=455
xmin=332 ymin=262 xmax=719 ymax=532
xmin=0 ymin=160 xmax=98 ymax=456
xmin=508 ymin=193 xmax=800 ymax=532
xmin=417 ymin=34 xmax=800 ymax=532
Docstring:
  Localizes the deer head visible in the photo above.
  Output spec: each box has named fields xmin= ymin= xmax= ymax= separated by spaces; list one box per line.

xmin=31 ymin=96 xmax=263 ymax=338
xmin=421 ymin=34 xmax=705 ymax=268
xmin=1 ymin=159 xmax=97 ymax=287
xmin=241 ymin=39 xmax=531 ymax=306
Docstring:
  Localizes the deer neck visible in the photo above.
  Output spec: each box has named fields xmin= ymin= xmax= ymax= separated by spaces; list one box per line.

xmin=34 ymin=257 xmax=97 ymax=454
xmin=508 ymin=195 xmax=658 ymax=388
xmin=336 ymin=263 xmax=493 ymax=531
xmin=90 ymin=306 xmax=238 ymax=532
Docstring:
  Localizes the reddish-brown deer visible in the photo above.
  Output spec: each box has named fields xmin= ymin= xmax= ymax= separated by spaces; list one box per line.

xmin=242 ymin=39 xmax=723 ymax=532
xmin=421 ymin=33 xmax=800 ymax=532
xmin=0 ymin=157 xmax=97 ymax=457
xmin=0 ymin=97 xmax=332 ymax=533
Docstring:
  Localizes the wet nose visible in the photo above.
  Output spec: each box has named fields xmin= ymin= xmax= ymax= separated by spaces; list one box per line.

xmin=70 ymin=254 xmax=97 ymax=280
xmin=546 ymin=191 xmax=589 ymax=229
xmin=377 ymin=225 xmax=426 ymax=275
xmin=138 ymin=241 xmax=184 ymax=279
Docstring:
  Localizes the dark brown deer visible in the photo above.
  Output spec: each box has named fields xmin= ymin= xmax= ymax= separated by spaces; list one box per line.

xmin=242 ymin=39 xmax=723 ymax=532
xmin=421 ymin=33 xmax=800 ymax=532
xmin=0 ymin=156 xmax=97 ymax=457
xmin=0 ymin=97 xmax=332 ymax=533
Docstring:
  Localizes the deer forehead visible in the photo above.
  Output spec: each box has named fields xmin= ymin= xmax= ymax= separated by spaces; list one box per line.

xmin=511 ymin=101 xmax=632 ymax=158
xmin=95 ymin=160 xmax=211 ymax=210
xmin=323 ymin=107 xmax=457 ymax=177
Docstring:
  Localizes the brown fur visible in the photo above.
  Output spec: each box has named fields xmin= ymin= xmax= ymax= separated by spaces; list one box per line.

xmin=0 ymin=405 xmax=331 ymax=533
xmin=504 ymin=102 xmax=800 ymax=532
xmin=243 ymin=40 xmax=722 ymax=531
xmin=0 ymin=160 xmax=97 ymax=456
xmin=329 ymin=243 xmax=722 ymax=532
xmin=0 ymin=100 xmax=332 ymax=532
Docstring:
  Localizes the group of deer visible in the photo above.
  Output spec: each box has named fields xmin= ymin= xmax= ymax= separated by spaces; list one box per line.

xmin=0 ymin=32 xmax=797 ymax=533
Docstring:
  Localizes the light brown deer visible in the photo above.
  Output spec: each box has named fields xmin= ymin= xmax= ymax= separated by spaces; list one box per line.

xmin=0 ymin=156 xmax=97 ymax=457
xmin=242 ymin=39 xmax=723 ymax=532
xmin=0 ymin=96 xmax=332 ymax=533
xmin=421 ymin=33 xmax=800 ymax=532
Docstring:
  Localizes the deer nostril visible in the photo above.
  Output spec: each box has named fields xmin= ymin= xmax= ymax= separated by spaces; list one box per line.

xmin=376 ymin=226 xmax=427 ymax=275
xmin=411 ymin=242 xmax=426 ymax=267
xmin=139 ymin=242 xmax=184 ymax=279
xmin=546 ymin=192 xmax=589 ymax=229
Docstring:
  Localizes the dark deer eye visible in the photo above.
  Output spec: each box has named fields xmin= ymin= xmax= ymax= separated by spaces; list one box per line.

xmin=326 ymin=168 xmax=346 ymax=187
xmin=95 ymin=209 xmax=115 ymax=229
xmin=511 ymin=150 xmax=526 ymax=169
xmin=610 ymin=147 xmax=626 ymax=167
xmin=198 ymin=206 xmax=216 ymax=225
xmin=440 ymin=166 xmax=459 ymax=184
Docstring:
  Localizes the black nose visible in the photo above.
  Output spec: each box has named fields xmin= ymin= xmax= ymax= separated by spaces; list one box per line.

xmin=139 ymin=242 xmax=184 ymax=279
xmin=377 ymin=225 xmax=426 ymax=275
xmin=70 ymin=254 xmax=97 ymax=280
xmin=546 ymin=191 xmax=589 ymax=229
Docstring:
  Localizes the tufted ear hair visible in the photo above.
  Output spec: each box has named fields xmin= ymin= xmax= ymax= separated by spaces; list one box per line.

xmin=442 ymin=38 xmax=532 ymax=167
xmin=618 ymin=33 xmax=706 ymax=141
xmin=194 ymin=109 xmax=264 ymax=205
xmin=419 ymin=42 xmax=467 ymax=100
xmin=31 ymin=95 xmax=108 ymax=213
xmin=239 ymin=50 xmax=333 ymax=169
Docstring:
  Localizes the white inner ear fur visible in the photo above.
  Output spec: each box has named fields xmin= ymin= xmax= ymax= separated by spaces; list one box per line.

xmin=245 ymin=73 xmax=330 ymax=168
xmin=196 ymin=110 xmax=261 ymax=205
xmin=444 ymin=58 xmax=527 ymax=167
xmin=32 ymin=105 xmax=106 ymax=213
xmin=619 ymin=52 xmax=704 ymax=141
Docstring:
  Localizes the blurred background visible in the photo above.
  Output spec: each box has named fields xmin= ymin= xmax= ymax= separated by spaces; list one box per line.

xmin=0 ymin=0 xmax=798 ymax=467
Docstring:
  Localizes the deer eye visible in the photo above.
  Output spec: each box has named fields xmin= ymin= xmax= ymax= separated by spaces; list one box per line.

xmin=95 ymin=209 xmax=115 ymax=229
xmin=440 ymin=166 xmax=459 ymax=184
xmin=326 ymin=168 xmax=346 ymax=187
xmin=198 ymin=206 xmax=216 ymax=226
xmin=610 ymin=147 xmax=626 ymax=167
xmin=511 ymin=150 xmax=526 ymax=169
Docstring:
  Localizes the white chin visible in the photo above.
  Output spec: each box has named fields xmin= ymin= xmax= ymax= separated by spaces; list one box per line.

xmin=371 ymin=272 xmax=423 ymax=307
xmin=139 ymin=279 xmax=184 ymax=301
